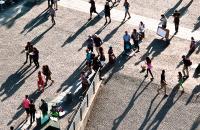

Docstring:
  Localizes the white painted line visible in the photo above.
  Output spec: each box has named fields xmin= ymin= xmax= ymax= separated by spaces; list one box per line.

xmin=58 ymin=0 xmax=200 ymax=41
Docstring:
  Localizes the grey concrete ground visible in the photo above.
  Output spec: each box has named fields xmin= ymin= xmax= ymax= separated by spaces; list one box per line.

xmin=86 ymin=74 xmax=200 ymax=130
xmin=0 ymin=0 xmax=199 ymax=129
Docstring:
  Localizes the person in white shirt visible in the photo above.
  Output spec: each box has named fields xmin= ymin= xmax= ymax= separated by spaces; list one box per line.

xmin=139 ymin=21 xmax=145 ymax=39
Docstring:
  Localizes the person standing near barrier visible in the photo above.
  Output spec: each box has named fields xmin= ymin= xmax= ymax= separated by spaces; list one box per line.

xmin=182 ymin=55 xmax=192 ymax=78
xmin=157 ymin=70 xmax=168 ymax=97
xmin=22 ymin=95 xmax=30 ymax=121
xmin=145 ymin=57 xmax=154 ymax=80
xmin=104 ymin=2 xmax=111 ymax=25
xmin=173 ymin=10 xmax=180 ymax=33
xmin=123 ymin=0 xmax=131 ymax=21
xmin=131 ymin=29 xmax=140 ymax=53
xmin=29 ymin=99 xmax=36 ymax=124
xmin=88 ymin=0 xmax=99 ymax=21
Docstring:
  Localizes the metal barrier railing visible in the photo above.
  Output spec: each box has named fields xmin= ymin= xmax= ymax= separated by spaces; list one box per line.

xmin=67 ymin=68 xmax=101 ymax=130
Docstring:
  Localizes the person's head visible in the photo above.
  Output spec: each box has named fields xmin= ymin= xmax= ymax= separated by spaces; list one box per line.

xmin=182 ymin=55 xmax=186 ymax=59
xmin=109 ymin=46 xmax=112 ymax=50
xmin=140 ymin=21 xmax=143 ymax=25
xmin=162 ymin=70 xmax=165 ymax=75
xmin=41 ymin=99 xmax=45 ymax=103
xmin=161 ymin=14 xmax=165 ymax=18
xmin=88 ymin=35 xmax=92 ymax=39
xmin=10 ymin=126 xmax=14 ymax=130
xmin=38 ymin=71 xmax=41 ymax=76
xmin=86 ymin=49 xmax=89 ymax=53
xmin=25 ymin=95 xmax=28 ymax=99
xmin=175 ymin=10 xmax=178 ymax=13
xmin=191 ymin=37 xmax=194 ymax=41
xmin=133 ymin=29 xmax=137 ymax=33
xmin=27 ymin=42 xmax=31 ymax=46
xmin=30 ymin=99 xmax=34 ymax=104
xmin=125 ymin=31 xmax=128 ymax=35
xmin=99 ymin=47 xmax=104 ymax=53
xmin=106 ymin=1 xmax=109 ymax=5
xmin=125 ymin=0 xmax=127 ymax=2
xmin=178 ymin=72 xmax=182 ymax=77
xmin=81 ymin=71 xmax=85 ymax=76
xmin=146 ymin=57 xmax=151 ymax=62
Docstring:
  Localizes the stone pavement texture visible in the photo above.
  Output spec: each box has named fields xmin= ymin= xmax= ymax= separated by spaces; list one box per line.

xmin=0 ymin=0 xmax=199 ymax=130
xmin=86 ymin=74 xmax=200 ymax=130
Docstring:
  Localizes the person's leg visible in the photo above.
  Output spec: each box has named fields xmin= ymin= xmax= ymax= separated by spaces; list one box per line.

xmin=123 ymin=12 xmax=127 ymax=20
xmin=29 ymin=55 xmax=32 ymax=65
xmin=108 ymin=16 xmax=111 ymax=23
xmin=145 ymin=69 xmax=149 ymax=77
xmin=30 ymin=112 xmax=33 ymax=123
xmin=127 ymin=11 xmax=131 ymax=18
xmin=157 ymin=83 xmax=163 ymax=93
xmin=186 ymin=66 xmax=189 ymax=77
xmin=182 ymin=66 xmax=186 ymax=76
xmin=25 ymin=53 xmax=28 ymax=63
xmin=105 ymin=16 xmax=108 ymax=24
xmin=38 ymin=81 xmax=40 ymax=91
xmin=33 ymin=112 xmax=35 ymax=122
xmin=149 ymin=69 xmax=154 ymax=78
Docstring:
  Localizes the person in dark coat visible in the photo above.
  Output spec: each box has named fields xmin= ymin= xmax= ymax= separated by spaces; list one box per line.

xmin=29 ymin=99 xmax=36 ymax=123
xmin=39 ymin=99 xmax=48 ymax=116
xmin=104 ymin=2 xmax=111 ymax=25
xmin=32 ymin=47 xmax=39 ymax=69
xmin=89 ymin=0 xmax=99 ymax=20
xmin=42 ymin=65 xmax=54 ymax=86
xmin=173 ymin=10 xmax=180 ymax=33
xmin=24 ymin=42 xmax=32 ymax=64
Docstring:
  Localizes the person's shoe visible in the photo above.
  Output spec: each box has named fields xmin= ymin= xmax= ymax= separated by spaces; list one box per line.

xmin=128 ymin=16 xmax=131 ymax=19
xmin=151 ymin=77 xmax=154 ymax=80
xmin=24 ymin=61 xmax=27 ymax=64
xmin=108 ymin=20 xmax=111 ymax=24
xmin=88 ymin=18 xmax=92 ymax=21
xmin=136 ymin=50 xmax=140 ymax=53
xmin=164 ymin=94 xmax=168 ymax=98
xmin=144 ymin=75 xmax=148 ymax=78
xmin=181 ymin=90 xmax=185 ymax=94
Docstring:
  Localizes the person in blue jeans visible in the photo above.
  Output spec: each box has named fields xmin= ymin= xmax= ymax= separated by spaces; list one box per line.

xmin=123 ymin=0 xmax=131 ymax=21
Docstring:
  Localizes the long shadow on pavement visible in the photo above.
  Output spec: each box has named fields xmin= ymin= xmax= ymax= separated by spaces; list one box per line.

xmin=186 ymin=85 xmax=200 ymax=105
xmin=0 ymin=65 xmax=37 ymax=101
xmin=190 ymin=115 xmax=200 ymax=130
xmin=61 ymin=10 xmax=105 ymax=47
xmin=0 ymin=0 xmax=45 ymax=28
xmin=112 ymin=78 xmax=151 ymax=130
xmin=135 ymin=38 xmax=170 ymax=66
xmin=178 ymin=0 xmax=193 ymax=18
xmin=101 ymin=52 xmax=133 ymax=85
xmin=145 ymin=84 xmax=183 ymax=130
xmin=30 ymin=24 xmax=55 ymax=46
xmin=57 ymin=60 xmax=86 ymax=93
xmin=164 ymin=0 xmax=183 ymax=18
xmin=192 ymin=16 xmax=200 ymax=32
xmin=138 ymin=93 xmax=165 ymax=130
xmin=20 ymin=8 xmax=49 ymax=34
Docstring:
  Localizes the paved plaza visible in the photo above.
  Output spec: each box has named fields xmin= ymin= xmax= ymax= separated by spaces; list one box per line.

xmin=0 ymin=0 xmax=199 ymax=129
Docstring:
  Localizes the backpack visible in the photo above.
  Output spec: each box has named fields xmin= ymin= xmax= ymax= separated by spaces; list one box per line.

xmin=185 ymin=59 xmax=192 ymax=66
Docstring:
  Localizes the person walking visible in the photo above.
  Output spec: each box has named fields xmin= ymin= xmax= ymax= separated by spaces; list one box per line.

xmin=189 ymin=37 xmax=196 ymax=53
xmin=93 ymin=34 xmax=103 ymax=55
xmin=157 ymin=70 xmax=168 ymax=97
xmin=28 ymin=44 xmax=34 ymax=66
xmin=99 ymin=47 xmax=106 ymax=67
xmin=160 ymin=14 xmax=167 ymax=29
xmin=88 ymin=0 xmax=99 ymax=21
xmin=139 ymin=21 xmax=145 ymax=40
xmin=178 ymin=72 xmax=184 ymax=93
xmin=29 ymin=99 xmax=36 ymax=124
xmin=53 ymin=0 xmax=58 ymax=10
xmin=39 ymin=99 xmax=48 ymax=116
xmin=32 ymin=47 xmax=39 ymax=69
xmin=49 ymin=5 xmax=56 ymax=25
xmin=42 ymin=65 xmax=54 ymax=86
xmin=22 ymin=95 xmax=30 ymax=121
xmin=123 ymin=0 xmax=131 ymax=21
xmin=24 ymin=42 xmax=32 ymax=64
xmin=108 ymin=46 xmax=116 ymax=64
xmin=104 ymin=2 xmax=111 ymax=25
xmin=182 ymin=55 xmax=192 ymax=77
xmin=10 ymin=126 xmax=14 ymax=130
xmin=145 ymin=57 xmax=154 ymax=80
xmin=37 ymin=71 xmax=45 ymax=92
xmin=131 ymin=29 xmax=140 ymax=53
xmin=123 ymin=31 xmax=131 ymax=54
xmin=173 ymin=10 xmax=180 ymax=33
xmin=87 ymin=35 xmax=94 ymax=52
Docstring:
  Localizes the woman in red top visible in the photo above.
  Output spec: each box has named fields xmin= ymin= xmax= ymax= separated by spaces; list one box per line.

xmin=38 ymin=71 xmax=45 ymax=92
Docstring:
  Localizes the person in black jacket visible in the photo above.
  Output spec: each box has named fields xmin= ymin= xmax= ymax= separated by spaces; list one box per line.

xmin=173 ymin=10 xmax=180 ymax=33
xmin=29 ymin=99 xmax=36 ymax=123
xmin=89 ymin=0 xmax=99 ymax=20
xmin=24 ymin=42 xmax=32 ymax=64
xmin=104 ymin=2 xmax=111 ymax=25
xmin=39 ymin=99 xmax=48 ymax=116
xmin=32 ymin=47 xmax=39 ymax=69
